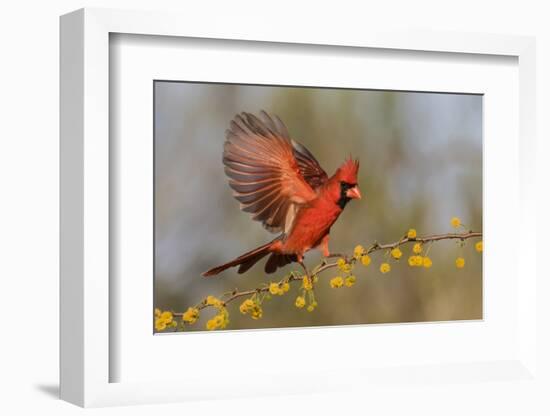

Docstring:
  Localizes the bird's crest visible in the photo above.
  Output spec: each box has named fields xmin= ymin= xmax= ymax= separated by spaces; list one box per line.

xmin=336 ymin=157 xmax=360 ymax=184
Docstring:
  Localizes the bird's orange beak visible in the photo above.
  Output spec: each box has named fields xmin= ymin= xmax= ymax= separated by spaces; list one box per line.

xmin=346 ymin=186 xmax=362 ymax=200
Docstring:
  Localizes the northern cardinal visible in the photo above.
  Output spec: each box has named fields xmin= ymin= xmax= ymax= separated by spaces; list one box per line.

xmin=203 ymin=111 xmax=361 ymax=276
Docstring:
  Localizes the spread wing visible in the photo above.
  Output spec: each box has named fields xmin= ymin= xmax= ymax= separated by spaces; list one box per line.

xmin=223 ymin=111 xmax=322 ymax=234
xmin=291 ymin=139 xmax=329 ymax=189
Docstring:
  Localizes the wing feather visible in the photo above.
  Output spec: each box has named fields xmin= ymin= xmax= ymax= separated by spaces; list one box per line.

xmin=291 ymin=139 xmax=329 ymax=189
xmin=223 ymin=111 xmax=320 ymax=234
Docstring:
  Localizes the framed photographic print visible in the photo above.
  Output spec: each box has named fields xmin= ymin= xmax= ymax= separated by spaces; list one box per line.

xmin=60 ymin=8 xmax=538 ymax=408
xmin=152 ymin=81 xmax=483 ymax=334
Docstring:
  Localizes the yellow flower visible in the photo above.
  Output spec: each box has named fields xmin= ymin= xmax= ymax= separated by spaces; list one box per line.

xmin=302 ymin=275 xmax=313 ymax=290
xmin=214 ymin=314 xmax=225 ymax=327
xmin=206 ymin=318 xmax=217 ymax=330
xmin=413 ymin=243 xmax=422 ymax=254
xmin=390 ymin=247 xmax=402 ymax=260
xmin=269 ymin=282 xmax=281 ymax=295
xmin=361 ymin=254 xmax=371 ymax=266
xmin=154 ymin=310 xmax=174 ymax=331
xmin=206 ymin=295 xmax=223 ymax=307
xmin=354 ymin=245 xmax=365 ymax=258
xmin=295 ymin=296 xmax=306 ymax=308
xmin=475 ymin=241 xmax=483 ymax=253
xmin=307 ymin=299 xmax=318 ymax=313
xmin=407 ymin=229 xmax=417 ymax=239
xmin=239 ymin=298 xmax=255 ymax=315
xmin=380 ymin=262 xmax=391 ymax=274
xmin=205 ymin=311 xmax=229 ymax=330
xmin=330 ymin=276 xmax=344 ymax=288
xmin=408 ymin=255 xmax=423 ymax=267
xmin=422 ymin=256 xmax=432 ymax=268
xmin=344 ymin=275 xmax=356 ymax=287
xmin=239 ymin=298 xmax=261 ymax=319
xmin=250 ymin=305 xmax=263 ymax=320
xmin=337 ymin=258 xmax=352 ymax=273
xmin=155 ymin=318 xmax=167 ymax=331
xmin=268 ymin=281 xmax=288 ymax=295
xmin=182 ymin=307 xmax=199 ymax=324
xmin=160 ymin=311 xmax=173 ymax=323
xmin=451 ymin=217 xmax=461 ymax=228
xmin=455 ymin=257 xmax=465 ymax=269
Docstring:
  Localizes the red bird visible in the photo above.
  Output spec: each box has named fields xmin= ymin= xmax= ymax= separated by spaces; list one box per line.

xmin=203 ymin=111 xmax=361 ymax=276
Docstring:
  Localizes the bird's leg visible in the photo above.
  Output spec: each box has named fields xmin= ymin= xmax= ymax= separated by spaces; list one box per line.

xmin=297 ymin=256 xmax=308 ymax=276
xmin=318 ymin=234 xmax=331 ymax=259
xmin=315 ymin=235 xmax=334 ymax=268
xmin=318 ymin=235 xmax=349 ymax=262
xmin=296 ymin=254 xmax=313 ymax=285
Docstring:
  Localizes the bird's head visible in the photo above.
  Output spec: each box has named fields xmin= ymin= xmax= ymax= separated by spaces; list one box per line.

xmin=333 ymin=157 xmax=361 ymax=208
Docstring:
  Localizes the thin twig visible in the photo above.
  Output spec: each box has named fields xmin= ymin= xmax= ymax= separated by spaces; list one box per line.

xmin=315 ymin=231 xmax=481 ymax=275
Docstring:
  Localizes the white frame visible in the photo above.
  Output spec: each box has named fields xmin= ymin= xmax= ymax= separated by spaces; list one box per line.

xmin=60 ymin=8 xmax=537 ymax=407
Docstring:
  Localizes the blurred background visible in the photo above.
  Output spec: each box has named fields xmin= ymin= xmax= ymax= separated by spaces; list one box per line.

xmin=154 ymin=81 xmax=482 ymax=331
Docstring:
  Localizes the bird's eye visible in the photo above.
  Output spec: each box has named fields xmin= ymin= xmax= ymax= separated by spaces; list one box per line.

xmin=340 ymin=181 xmax=356 ymax=190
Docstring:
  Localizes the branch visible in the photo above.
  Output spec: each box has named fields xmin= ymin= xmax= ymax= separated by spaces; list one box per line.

xmin=315 ymin=231 xmax=482 ymax=275
xmin=173 ymin=272 xmax=305 ymax=317
xmin=159 ymin=229 xmax=482 ymax=331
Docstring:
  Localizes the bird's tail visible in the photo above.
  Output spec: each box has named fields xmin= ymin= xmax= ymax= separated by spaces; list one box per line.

xmin=202 ymin=240 xmax=275 ymax=277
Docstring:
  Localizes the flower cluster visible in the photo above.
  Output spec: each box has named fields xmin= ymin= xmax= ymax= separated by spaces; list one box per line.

xmin=404 ymin=242 xmax=432 ymax=268
xmin=203 ymin=296 xmax=229 ymax=330
xmin=239 ymin=297 xmax=263 ymax=319
xmin=154 ymin=309 xmax=176 ymax=331
xmin=206 ymin=307 xmax=229 ymax=330
xmin=329 ymin=275 xmax=356 ymax=288
xmin=206 ymin=295 xmax=223 ymax=308
xmin=269 ymin=281 xmax=290 ymax=296
xmin=354 ymin=245 xmax=372 ymax=267
xmin=407 ymin=255 xmax=431 ymax=268
xmin=297 ymin=275 xmax=318 ymax=312
xmin=182 ymin=307 xmax=200 ymax=324
xmin=330 ymin=249 xmax=362 ymax=288
xmin=302 ymin=275 xmax=314 ymax=291
xmin=336 ymin=258 xmax=352 ymax=274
